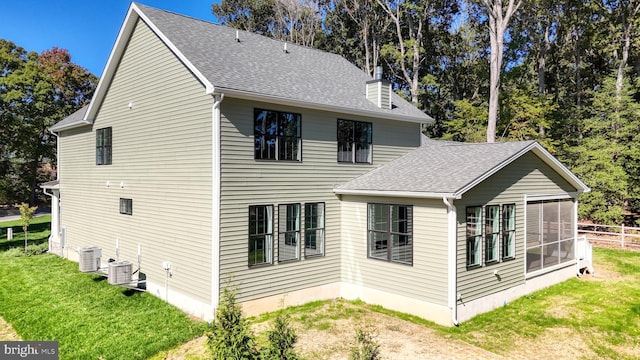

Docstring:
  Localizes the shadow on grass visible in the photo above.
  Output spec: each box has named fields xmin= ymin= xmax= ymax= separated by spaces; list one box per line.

xmin=0 ymin=236 xmax=49 ymax=252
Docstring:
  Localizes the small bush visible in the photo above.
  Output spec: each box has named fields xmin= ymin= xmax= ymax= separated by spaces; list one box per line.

xmin=0 ymin=243 xmax=47 ymax=257
xmin=25 ymin=242 xmax=48 ymax=256
xmin=262 ymin=311 xmax=299 ymax=360
xmin=207 ymin=285 xmax=259 ymax=360
xmin=349 ymin=326 xmax=380 ymax=360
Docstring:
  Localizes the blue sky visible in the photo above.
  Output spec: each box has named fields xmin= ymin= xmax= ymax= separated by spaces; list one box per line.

xmin=0 ymin=1 xmax=217 ymax=76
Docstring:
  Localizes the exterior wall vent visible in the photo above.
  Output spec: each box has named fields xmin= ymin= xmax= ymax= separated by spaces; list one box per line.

xmin=108 ymin=260 xmax=132 ymax=285
xmin=79 ymin=246 xmax=101 ymax=272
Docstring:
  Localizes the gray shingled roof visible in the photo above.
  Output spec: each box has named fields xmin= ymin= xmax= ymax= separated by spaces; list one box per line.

xmin=134 ymin=3 xmax=430 ymax=122
xmin=49 ymin=106 xmax=89 ymax=131
xmin=335 ymin=139 xmax=572 ymax=198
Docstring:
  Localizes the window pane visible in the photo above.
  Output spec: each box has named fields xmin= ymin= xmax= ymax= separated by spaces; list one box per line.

xmin=338 ymin=120 xmax=372 ymax=163
xmin=249 ymin=205 xmax=273 ymax=265
xmin=304 ymin=203 xmax=324 ymax=257
xmin=485 ymin=206 xmax=499 ymax=262
xmin=466 ymin=207 xmax=482 ymax=266
xmin=369 ymin=204 xmax=388 ymax=231
xmin=279 ymin=204 xmax=300 ymax=261
xmin=502 ymin=204 xmax=515 ymax=259
xmin=391 ymin=234 xmax=412 ymax=264
xmin=369 ymin=231 xmax=388 ymax=260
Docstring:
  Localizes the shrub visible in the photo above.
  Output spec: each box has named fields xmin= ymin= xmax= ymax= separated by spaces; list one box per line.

xmin=262 ymin=311 xmax=299 ymax=360
xmin=207 ymin=285 xmax=258 ymax=360
xmin=349 ymin=326 xmax=380 ymax=360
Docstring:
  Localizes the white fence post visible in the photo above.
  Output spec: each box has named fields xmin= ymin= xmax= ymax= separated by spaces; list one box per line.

xmin=621 ymin=223 xmax=625 ymax=248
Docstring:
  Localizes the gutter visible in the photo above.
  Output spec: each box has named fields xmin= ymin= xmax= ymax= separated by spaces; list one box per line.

xmin=210 ymin=92 xmax=224 ymax=313
xmin=442 ymin=196 xmax=459 ymax=326
xmin=334 ymin=188 xmax=459 ymax=200
xmin=218 ymin=87 xmax=433 ymax=124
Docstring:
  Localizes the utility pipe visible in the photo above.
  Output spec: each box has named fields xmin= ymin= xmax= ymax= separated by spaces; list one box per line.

xmin=443 ymin=196 xmax=459 ymax=326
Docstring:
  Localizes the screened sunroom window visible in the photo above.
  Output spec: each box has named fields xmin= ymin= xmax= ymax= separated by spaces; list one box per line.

xmin=466 ymin=206 xmax=482 ymax=267
xmin=526 ymin=198 xmax=575 ymax=273
xmin=249 ymin=205 xmax=273 ymax=266
xmin=279 ymin=203 xmax=300 ymax=262
xmin=304 ymin=203 xmax=325 ymax=257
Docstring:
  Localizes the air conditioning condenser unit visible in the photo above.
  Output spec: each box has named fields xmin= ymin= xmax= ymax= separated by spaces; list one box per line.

xmin=108 ymin=260 xmax=132 ymax=285
xmin=78 ymin=247 xmax=101 ymax=272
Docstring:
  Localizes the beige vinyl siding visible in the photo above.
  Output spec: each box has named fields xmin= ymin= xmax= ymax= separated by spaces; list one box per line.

xmin=340 ymin=196 xmax=448 ymax=305
xmin=58 ymin=19 xmax=213 ymax=305
xmin=219 ymin=97 xmax=421 ymax=301
xmin=455 ymin=152 xmax=577 ymax=302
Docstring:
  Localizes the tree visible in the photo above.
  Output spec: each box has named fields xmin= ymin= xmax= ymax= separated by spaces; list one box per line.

xmin=19 ymin=203 xmax=37 ymax=251
xmin=207 ymin=285 xmax=259 ymax=360
xmin=476 ymin=0 xmax=522 ymax=142
xmin=377 ymin=0 xmax=458 ymax=106
xmin=572 ymin=77 xmax=640 ymax=223
xmin=262 ymin=311 xmax=299 ymax=360
xmin=0 ymin=40 xmax=96 ymax=205
xmin=212 ymin=0 xmax=276 ymax=34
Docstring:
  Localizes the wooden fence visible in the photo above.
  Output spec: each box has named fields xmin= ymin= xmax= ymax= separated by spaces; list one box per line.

xmin=578 ymin=223 xmax=640 ymax=249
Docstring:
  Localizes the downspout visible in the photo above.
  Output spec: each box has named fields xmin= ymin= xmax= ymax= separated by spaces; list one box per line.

xmin=443 ymin=196 xmax=459 ymax=326
xmin=48 ymin=129 xmax=61 ymax=244
xmin=211 ymin=93 xmax=224 ymax=315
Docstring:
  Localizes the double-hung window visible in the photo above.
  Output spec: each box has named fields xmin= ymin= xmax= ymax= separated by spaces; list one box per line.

xmin=337 ymin=119 xmax=372 ymax=163
xmin=249 ymin=205 xmax=273 ymax=266
xmin=304 ymin=203 xmax=325 ymax=257
xmin=96 ymin=127 xmax=112 ymax=165
xmin=485 ymin=205 xmax=500 ymax=263
xmin=254 ymin=109 xmax=301 ymax=161
xmin=466 ymin=206 xmax=482 ymax=267
xmin=367 ymin=203 xmax=413 ymax=265
xmin=502 ymin=204 xmax=516 ymax=260
xmin=279 ymin=203 xmax=300 ymax=262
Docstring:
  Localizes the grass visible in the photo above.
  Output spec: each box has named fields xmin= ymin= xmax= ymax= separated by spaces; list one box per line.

xmin=436 ymin=247 xmax=640 ymax=359
xmin=0 ymin=232 xmax=204 ymax=359
xmin=0 ymin=215 xmax=52 ymax=251
xmin=1 ymin=214 xmax=638 ymax=359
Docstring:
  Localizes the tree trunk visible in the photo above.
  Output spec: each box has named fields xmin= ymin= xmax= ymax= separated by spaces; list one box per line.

xmin=486 ymin=17 xmax=502 ymax=143
xmin=538 ymin=23 xmax=550 ymax=137
xmin=479 ymin=0 xmax=522 ymax=143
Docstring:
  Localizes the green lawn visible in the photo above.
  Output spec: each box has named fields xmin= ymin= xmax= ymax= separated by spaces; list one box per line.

xmin=0 ymin=215 xmax=52 ymax=252
xmin=0 ymin=217 xmax=204 ymax=359
xmin=437 ymin=248 xmax=640 ymax=358
xmin=1 ymin=215 xmax=638 ymax=359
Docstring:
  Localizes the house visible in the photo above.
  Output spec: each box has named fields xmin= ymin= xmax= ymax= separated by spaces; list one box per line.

xmin=43 ymin=3 xmax=589 ymax=326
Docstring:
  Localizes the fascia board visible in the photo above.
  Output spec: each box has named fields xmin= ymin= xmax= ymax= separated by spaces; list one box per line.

xmin=333 ymin=188 xmax=459 ymax=199
xmin=218 ymin=88 xmax=434 ymax=124
xmin=49 ymin=120 xmax=92 ymax=132
xmin=85 ymin=4 xmax=215 ymax=123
